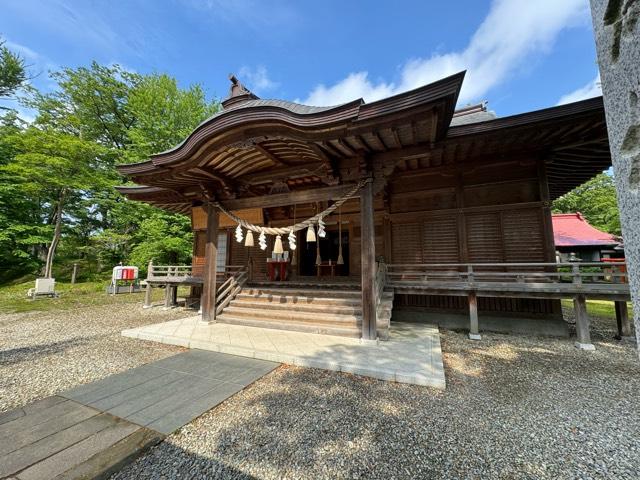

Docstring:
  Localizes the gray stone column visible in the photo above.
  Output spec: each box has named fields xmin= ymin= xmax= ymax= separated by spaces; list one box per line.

xmin=590 ymin=0 xmax=640 ymax=355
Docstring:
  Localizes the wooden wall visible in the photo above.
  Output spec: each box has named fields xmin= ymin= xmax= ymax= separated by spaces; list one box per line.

xmin=190 ymin=154 xmax=560 ymax=317
xmin=387 ymin=156 xmax=559 ymax=317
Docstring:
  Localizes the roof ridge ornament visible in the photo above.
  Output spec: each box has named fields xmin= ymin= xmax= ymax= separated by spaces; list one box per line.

xmin=222 ymin=74 xmax=259 ymax=109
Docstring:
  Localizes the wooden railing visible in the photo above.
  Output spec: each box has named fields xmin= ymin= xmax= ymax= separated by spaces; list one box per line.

xmin=147 ymin=263 xmax=246 ymax=283
xmin=386 ymin=262 xmax=628 ymax=287
xmin=215 ymin=266 xmax=248 ymax=315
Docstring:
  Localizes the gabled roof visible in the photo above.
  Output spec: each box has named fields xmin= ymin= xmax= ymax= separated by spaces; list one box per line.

xmin=552 ymin=213 xmax=619 ymax=247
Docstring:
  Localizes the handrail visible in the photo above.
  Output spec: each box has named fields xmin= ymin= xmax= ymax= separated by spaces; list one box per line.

xmin=215 ymin=266 xmax=248 ymax=315
xmin=147 ymin=263 xmax=247 ymax=281
xmin=386 ymin=262 xmax=628 ymax=287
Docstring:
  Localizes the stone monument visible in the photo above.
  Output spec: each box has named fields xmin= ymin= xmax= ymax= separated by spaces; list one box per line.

xmin=590 ymin=0 xmax=640 ymax=354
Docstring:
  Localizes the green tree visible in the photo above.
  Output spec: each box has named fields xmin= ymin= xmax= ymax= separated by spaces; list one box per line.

xmin=124 ymin=73 xmax=218 ymax=163
xmin=552 ymin=173 xmax=621 ymax=236
xmin=24 ymin=62 xmax=139 ymax=149
xmin=0 ymin=38 xmax=27 ymax=101
xmin=3 ymin=127 xmax=110 ymax=277
xmin=3 ymin=63 xmax=219 ymax=282
xmin=128 ymin=212 xmax=193 ymax=270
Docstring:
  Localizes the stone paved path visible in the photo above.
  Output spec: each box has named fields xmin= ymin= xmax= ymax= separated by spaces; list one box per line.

xmin=0 ymin=350 xmax=278 ymax=479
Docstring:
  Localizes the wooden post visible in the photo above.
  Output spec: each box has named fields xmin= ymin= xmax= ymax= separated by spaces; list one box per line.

xmin=201 ymin=203 xmax=219 ymax=323
xmin=143 ymin=260 xmax=153 ymax=308
xmin=468 ymin=291 xmax=481 ymax=340
xmin=164 ymin=285 xmax=172 ymax=309
xmin=360 ymin=180 xmax=377 ymax=341
xmin=171 ymin=284 xmax=178 ymax=306
xmin=71 ymin=263 xmax=78 ymax=284
xmin=574 ymin=294 xmax=595 ymax=350
xmin=615 ymin=301 xmax=631 ymax=337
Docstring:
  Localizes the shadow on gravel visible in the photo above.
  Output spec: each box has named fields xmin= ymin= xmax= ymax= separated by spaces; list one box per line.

xmin=0 ymin=336 xmax=92 ymax=366
xmin=111 ymin=441 xmax=260 ymax=480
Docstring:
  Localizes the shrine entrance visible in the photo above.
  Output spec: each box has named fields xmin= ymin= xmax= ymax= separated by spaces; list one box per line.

xmin=299 ymin=228 xmax=350 ymax=277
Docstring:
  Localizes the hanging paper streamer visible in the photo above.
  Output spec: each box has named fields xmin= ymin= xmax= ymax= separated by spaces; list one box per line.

xmin=244 ymin=230 xmax=254 ymax=247
xmin=273 ymin=235 xmax=284 ymax=254
xmin=258 ymin=230 xmax=267 ymax=250
xmin=288 ymin=229 xmax=296 ymax=250
xmin=306 ymin=224 xmax=316 ymax=242
xmin=234 ymin=224 xmax=243 ymax=243
xmin=317 ymin=217 xmax=326 ymax=238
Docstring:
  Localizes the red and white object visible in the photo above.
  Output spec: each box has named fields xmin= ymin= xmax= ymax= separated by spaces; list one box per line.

xmin=112 ymin=266 xmax=139 ymax=282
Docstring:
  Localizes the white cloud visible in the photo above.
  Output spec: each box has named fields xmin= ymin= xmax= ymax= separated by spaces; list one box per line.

xmin=4 ymin=40 xmax=39 ymax=60
xmin=556 ymin=73 xmax=602 ymax=105
xmin=238 ymin=66 xmax=279 ymax=94
xmin=303 ymin=0 xmax=589 ymax=106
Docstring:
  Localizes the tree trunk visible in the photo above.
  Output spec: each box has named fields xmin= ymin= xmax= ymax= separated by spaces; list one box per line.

xmin=43 ymin=190 xmax=65 ymax=279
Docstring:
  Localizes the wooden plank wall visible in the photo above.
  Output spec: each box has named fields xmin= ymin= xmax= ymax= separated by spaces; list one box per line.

xmin=388 ymin=156 xmax=559 ymax=317
xmin=189 ymin=155 xmax=559 ymax=317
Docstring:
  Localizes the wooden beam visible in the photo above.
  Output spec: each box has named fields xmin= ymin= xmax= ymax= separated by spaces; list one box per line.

xmin=219 ymin=183 xmax=358 ymax=210
xmin=201 ymin=204 xmax=219 ymax=323
xmin=254 ymin=143 xmax=287 ymax=167
xmin=360 ymin=180 xmax=377 ymax=341
xmin=237 ymin=162 xmax=324 ymax=185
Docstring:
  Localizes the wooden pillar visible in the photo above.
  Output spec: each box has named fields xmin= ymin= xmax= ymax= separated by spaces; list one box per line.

xmin=71 ymin=263 xmax=78 ymax=284
xmin=360 ymin=180 xmax=377 ymax=341
xmin=574 ymin=294 xmax=595 ymax=350
xmin=615 ymin=301 xmax=631 ymax=337
xmin=170 ymin=285 xmax=178 ymax=306
xmin=468 ymin=291 xmax=481 ymax=340
xmin=201 ymin=203 xmax=219 ymax=323
xmin=164 ymin=285 xmax=172 ymax=309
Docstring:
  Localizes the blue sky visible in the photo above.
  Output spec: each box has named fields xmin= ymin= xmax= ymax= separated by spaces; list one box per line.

xmin=2 ymin=0 xmax=601 ymax=120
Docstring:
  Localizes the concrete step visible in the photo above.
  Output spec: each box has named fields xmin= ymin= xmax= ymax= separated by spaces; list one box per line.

xmin=229 ymin=299 xmax=363 ymax=316
xmin=215 ymin=314 xmax=363 ymax=338
xmin=222 ymin=305 xmax=361 ymax=324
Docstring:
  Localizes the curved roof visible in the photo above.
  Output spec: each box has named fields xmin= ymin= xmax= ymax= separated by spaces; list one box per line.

xmin=117 ymin=71 xmax=465 ymax=179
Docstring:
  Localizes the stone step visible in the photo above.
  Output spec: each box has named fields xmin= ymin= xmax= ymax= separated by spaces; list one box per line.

xmin=222 ymin=305 xmax=361 ymax=324
xmin=215 ymin=314 xmax=363 ymax=338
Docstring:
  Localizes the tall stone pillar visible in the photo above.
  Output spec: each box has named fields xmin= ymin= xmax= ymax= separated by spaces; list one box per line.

xmin=590 ymin=0 xmax=640 ymax=354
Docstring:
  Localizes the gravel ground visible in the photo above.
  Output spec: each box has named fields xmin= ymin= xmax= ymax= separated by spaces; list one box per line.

xmin=112 ymin=312 xmax=640 ymax=480
xmin=0 ymin=303 xmax=190 ymax=412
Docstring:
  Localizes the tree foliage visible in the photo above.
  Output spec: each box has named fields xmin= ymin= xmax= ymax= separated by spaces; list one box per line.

xmin=552 ymin=173 xmax=621 ymax=236
xmin=0 ymin=61 xmax=219 ymax=283
xmin=0 ymin=38 xmax=27 ymax=100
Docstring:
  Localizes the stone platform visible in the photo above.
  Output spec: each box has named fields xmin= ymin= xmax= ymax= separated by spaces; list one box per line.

xmin=123 ymin=318 xmax=446 ymax=389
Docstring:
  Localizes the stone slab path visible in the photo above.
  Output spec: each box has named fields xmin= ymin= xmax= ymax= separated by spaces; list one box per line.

xmin=124 ymin=319 xmax=446 ymax=389
xmin=0 ymin=350 xmax=278 ymax=479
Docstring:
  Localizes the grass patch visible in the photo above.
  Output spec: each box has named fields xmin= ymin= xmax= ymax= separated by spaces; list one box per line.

xmin=0 ymin=281 xmax=191 ymax=314
xmin=561 ymin=299 xmax=634 ymax=319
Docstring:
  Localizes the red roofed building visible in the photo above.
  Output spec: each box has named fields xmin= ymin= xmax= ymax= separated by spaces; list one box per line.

xmin=552 ymin=213 xmax=622 ymax=262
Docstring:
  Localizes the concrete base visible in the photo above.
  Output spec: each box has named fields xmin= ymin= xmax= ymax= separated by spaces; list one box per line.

xmin=468 ymin=333 xmax=482 ymax=341
xmin=393 ymin=309 xmax=569 ymax=337
xmin=575 ymin=342 xmax=596 ymax=351
xmin=123 ymin=318 xmax=446 ymax=389
xmin=359 ymin=337 xmax=380 ymax=346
